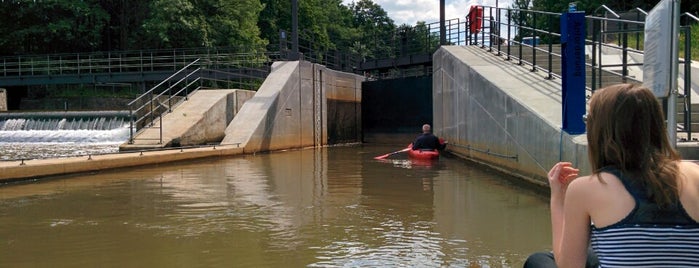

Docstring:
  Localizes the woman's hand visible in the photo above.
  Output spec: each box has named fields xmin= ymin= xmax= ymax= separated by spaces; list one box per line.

xmin=548 ymin=162 xmax=579 ymax=195
xmin=548 ymin=162 xmax=589 ymax=268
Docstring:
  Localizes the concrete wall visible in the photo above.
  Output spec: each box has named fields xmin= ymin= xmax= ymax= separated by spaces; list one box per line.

xmin=324 ymin=65 xmax=363 ymax=144
xmin=0 ymin=88 xmax=6 ymax=111
xmin=176 ymin=89 xmax=255 ymax=146
xmin=433 ymin=46 xmax=588 ymax=187
xmin=220 ymin=61 xmax=363 ymax=153
xmin=0 ymin=145 xmax=244 ymax=182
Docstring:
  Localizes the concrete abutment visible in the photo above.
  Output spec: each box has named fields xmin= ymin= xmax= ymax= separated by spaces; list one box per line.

xmin=433 ymin=45 xmax=589 ymax=186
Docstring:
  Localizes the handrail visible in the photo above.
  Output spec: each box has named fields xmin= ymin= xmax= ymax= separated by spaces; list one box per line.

xmin=594 ymin=5 xmax=620 ymax=18
xmin=683 ymin=12 xmax=699 ymax=25
xmin=632 ymin=7 xmax=648 ymax=15
xmin=126 ymin=56 xmax=272 ymax=145
xmin=127 ymin=59 xmax=201 ymax=107
xmin=0 ymin=48 xmax=282 ymax=83
xmin=127 ymin=60 xmax=203 ymax=144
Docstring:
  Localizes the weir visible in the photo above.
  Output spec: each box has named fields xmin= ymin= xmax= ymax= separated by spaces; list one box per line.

xmin=0 ymin=111 xmax=131 ymax=143
xmin=0 ymin=111 xmax=130 ymax=130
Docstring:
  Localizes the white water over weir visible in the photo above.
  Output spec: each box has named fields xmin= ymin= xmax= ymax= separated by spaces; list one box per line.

xmin=0 ymin=111 xmax=131 ymax=143
xmin=1 ymin=117 xmax=128 ymax=131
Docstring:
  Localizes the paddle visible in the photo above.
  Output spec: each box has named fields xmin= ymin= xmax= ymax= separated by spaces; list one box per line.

xmin=374 ymin=146 xmax=411 ymax=160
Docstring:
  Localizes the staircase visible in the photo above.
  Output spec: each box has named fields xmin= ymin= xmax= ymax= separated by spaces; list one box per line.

xmin=499 ymin=44 xmax=627 ymax=90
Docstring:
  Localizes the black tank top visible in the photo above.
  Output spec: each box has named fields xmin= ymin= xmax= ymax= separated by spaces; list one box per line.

xmin=601 ymin=166 xmax=698 ymax=226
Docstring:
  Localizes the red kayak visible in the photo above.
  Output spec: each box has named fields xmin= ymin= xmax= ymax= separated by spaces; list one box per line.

xmin=407 ymin=143 xmax=440 ymax=160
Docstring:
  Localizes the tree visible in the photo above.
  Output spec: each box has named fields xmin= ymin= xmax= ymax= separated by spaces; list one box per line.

xmin=258 ymin=0 xmax=357 ymax=55
xmin=0 ymin=0 xmax=109 ymax=55
xmin=349 ymin=0 xmax=396 ymax=60
xmin=202 ymin=0 xmax=267 ymax=50
xmin=139 ymin=0 xmax=266 ymax=50
xmin=98 ymin=0 xmax=151 ymax=51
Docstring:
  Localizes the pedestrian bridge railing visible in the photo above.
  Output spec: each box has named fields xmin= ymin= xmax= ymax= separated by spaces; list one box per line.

xmin=0 ymin=47 xmax=281 ymax=87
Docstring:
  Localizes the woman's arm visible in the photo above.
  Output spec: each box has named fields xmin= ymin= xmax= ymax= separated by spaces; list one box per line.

xmin=557 ymin=178 xmax=592 ymax=267
xmin=548 ymin=162 xmax=591 ymax=267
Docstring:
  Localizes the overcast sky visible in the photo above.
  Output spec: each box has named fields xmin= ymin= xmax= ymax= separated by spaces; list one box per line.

xmin=341 ymin=0 xmax=512 ymax=26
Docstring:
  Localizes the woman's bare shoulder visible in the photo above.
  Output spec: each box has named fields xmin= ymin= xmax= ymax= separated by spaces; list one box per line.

xmin=678 ymin=160 xmax=699 ymax=186
xmin=569 ymin=172 xmax=634 ymax=227
xmin=680 ymin=160 xmax=699 ymax=170
xmin=679 ymin=160 xmax=699 ymax=221
xmin=567 ymin=173 xmax=627 ymax=203
xmin=570 ymin=172 xmax=622 ymax=188
xmin=679 ymin=160 xmax=699 ymax=183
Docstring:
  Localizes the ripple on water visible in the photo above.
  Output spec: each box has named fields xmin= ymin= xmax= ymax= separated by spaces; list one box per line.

xmin=307 ymin=219 xmax=452 ymax=267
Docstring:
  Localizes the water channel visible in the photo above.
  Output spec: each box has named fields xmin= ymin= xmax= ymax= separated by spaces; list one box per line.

xmin=0 ymin=144 xmax=552 ymax=267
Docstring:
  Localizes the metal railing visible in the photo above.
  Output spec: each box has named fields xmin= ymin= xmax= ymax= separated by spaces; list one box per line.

xmin=466 ymin=5 xmax=698 ymax=140
xmin=127 ymin=59 xmax=201 ymax=144
xmin=125 ymin=52 xmax=277 ymax=144
xmin=0 ymin=46 xmax=281 ymax=86
xmin=278 ymin=19 xmax=467 ymax=79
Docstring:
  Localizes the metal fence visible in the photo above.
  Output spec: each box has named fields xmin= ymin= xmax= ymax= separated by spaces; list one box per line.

xmin=466 ymin=5 xmax=699 ymax=140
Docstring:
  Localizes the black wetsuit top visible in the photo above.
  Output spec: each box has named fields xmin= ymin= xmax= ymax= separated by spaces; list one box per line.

xmin=412 ymin=133 xmax=442 ymax=150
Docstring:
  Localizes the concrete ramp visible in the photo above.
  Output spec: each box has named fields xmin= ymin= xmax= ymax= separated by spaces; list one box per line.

xmin=120 ymin=89 xmax=254 ymax=151
xmin=221 ymin=61 xmax=309 ymax=152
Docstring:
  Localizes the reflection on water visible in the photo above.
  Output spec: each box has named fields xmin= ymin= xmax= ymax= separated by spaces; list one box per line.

xmin=0 ymin=145 xmax=551 ymax=267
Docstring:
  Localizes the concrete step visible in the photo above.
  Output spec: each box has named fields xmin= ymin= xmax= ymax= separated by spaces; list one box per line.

xmin=676 ymin=98 xmax=699 ymax=131
xmin=677 ymin=122 xmax=699 ymax=132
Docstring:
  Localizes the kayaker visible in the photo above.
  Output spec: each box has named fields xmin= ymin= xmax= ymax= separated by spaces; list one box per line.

xmin=412 ymin=124 xmax=446 ymax=151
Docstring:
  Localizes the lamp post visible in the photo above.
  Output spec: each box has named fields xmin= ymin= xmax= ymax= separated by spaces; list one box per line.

xmin=440 ymin=0 xmax=446 ymax=45
xmin=291 ymin=0 xmax=299 ymax=60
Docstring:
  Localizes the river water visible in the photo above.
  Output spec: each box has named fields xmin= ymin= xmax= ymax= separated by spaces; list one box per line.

xmin=0 ymin=144 xmax=552 ymax=267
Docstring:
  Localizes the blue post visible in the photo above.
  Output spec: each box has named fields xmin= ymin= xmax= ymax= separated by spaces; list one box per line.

xmin=560 ymin=9 xmax=586 ymax=135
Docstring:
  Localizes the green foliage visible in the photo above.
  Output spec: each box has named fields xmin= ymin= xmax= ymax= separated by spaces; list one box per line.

xmin=349 ymin=0 xmax=396 ymax=59
xmin=681 ymin=24 xmax=699 ymax=61
xmin=258 ymin=0 xmax=378 ymax=56
xmin=138 ymin=0 xmax=266 ymax=50
xmin=397 ymin=22 xmax=440 ymax=55
xmin=0 ymin=0 xmax=109 ymax=54
xmin=0 ymin=0 xmax=268 ymax=54
xmin=0 ymin=0 xmax=408 ymax=64
xmin=257 ymin=0 xmax=397 ymax=62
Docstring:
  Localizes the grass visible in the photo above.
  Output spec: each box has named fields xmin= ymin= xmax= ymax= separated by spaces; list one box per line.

xmin=684 ymin=25 xmax=699 ymax=60
xmin=624 ymin=25 xmax=699 ymax=60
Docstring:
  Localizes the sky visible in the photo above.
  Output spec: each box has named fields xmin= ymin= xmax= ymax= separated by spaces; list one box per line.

xmin=341 ymin=0 xmax=513 ymax=26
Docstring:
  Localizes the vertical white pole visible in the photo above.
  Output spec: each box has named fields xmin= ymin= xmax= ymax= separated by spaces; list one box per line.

xmin=668 ymin=0 xmax=680 ymax=148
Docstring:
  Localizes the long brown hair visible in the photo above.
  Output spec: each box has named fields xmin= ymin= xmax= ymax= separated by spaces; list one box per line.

xmin=586 ymin=84 xmax=680 ymax=207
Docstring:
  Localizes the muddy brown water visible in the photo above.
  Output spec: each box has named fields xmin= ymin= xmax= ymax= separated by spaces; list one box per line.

xmin=0 ymin=144 xmax=552 ymax=267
